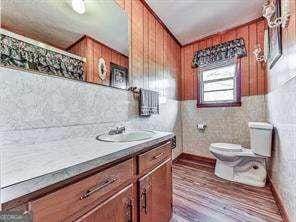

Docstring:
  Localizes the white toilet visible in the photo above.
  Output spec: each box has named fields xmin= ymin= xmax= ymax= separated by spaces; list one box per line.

xmin=209 ymin=122 xmax=273 ymax=187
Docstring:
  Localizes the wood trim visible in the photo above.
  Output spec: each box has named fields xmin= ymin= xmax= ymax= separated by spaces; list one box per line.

xmin=139 ymin=0 xmax=181 ymax=47
xmin=196 ymin=101 xmax=241 ymax=108
xmin=178 ymin=153 xmax=216 ymax=166
xmin=268 ymin=176 xmax=290 ymax=222
xmin=172 ymin=153 xmax=183 ymax=164
xmin=183 ymin=17 xmax=265 ymax=47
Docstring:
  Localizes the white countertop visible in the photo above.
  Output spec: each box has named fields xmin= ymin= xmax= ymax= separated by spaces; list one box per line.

xmin=0 ymin=130 xmax=174 ymax=203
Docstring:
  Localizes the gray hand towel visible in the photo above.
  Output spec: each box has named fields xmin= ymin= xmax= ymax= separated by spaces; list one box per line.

xmin=139 ymin=89 xmax=159 ymax=116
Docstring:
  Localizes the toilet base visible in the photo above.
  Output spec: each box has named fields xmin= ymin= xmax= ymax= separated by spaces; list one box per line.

xmin=214 ymin=158 xmax=267 ymax=187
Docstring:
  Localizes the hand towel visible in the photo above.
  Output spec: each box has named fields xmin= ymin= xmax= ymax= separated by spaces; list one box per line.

xmin=139 ymin=89 xmax=159 ymax=116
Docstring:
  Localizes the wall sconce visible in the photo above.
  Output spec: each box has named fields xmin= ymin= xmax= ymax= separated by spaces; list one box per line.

xmin=253 ymin=44 xmax=266 ymax=63
xmin=262 ymin=0 xmax=290 ymax=28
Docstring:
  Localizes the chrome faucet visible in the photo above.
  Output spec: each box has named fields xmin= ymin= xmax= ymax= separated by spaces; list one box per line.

xmin=108 ymin=126 xmax=126 ymax=135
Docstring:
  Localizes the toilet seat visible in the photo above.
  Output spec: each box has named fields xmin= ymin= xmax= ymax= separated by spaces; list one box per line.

xmin=211 ymin=143 xmax=242 ymax=152
xmin=210 ymin=143 xmax=256 ymax=157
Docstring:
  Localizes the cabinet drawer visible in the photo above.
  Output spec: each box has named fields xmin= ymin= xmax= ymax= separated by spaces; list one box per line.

xmin=29 ymin=158 xmax=133 ymax=222
xmin=138 ymin=142 xmax=171 ymax=174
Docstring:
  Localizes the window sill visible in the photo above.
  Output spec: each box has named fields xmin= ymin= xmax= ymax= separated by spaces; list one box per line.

xmin=196 ymin=101 xmax=241 ymax=108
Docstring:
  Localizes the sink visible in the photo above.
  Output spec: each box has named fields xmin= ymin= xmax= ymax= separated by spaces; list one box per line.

xmin=96 ymin=130 xmax=155 ymax=142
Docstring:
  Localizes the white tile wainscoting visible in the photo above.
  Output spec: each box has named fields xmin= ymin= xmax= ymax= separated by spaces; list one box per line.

xmin=0 ymin=67 xmax=182 ymax=158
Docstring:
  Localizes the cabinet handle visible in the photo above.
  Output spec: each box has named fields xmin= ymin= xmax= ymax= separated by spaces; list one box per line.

xmin=153 ymin=152 xmax=164 ymax=159
xmin=80 ymin=178 xmax=117 ymax=200
xmin=127 ymin=198 xmax=133 ymax=222
xmin=141 ymin=189 xmax=148 ymax=214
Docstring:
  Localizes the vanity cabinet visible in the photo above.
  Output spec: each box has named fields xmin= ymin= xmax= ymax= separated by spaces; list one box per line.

xmin=7 ymin=140 xmax=173 ymax=222
xmin=29 ymin=159 xmax=134 ymax=222
xmin=76 ymin=185 xmax=134 ymax=222
xmin=139 ymin=159 xmax=172 ymax=222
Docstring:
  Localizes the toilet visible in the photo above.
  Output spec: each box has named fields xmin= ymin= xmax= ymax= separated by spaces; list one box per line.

xmin=209 ymin=122 xmax=273 ymax=187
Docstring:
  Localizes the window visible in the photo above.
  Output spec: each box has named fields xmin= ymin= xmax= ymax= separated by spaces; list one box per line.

xmin=197 ymin=60 xmax=241 ymax=107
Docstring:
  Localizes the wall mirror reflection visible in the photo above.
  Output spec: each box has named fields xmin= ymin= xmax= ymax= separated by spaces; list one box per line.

xmin=1 ymin=0 xmax=129 ymax=89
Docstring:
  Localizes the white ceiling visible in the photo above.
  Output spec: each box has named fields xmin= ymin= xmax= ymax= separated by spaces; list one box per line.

xmin=1 ymin=0 xmax=128 ymax=55
xmin=146 ymin=0 xmax=264 ymax=45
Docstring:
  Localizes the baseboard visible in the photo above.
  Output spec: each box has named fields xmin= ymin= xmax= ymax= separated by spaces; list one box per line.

xmin=268 ymin=176 xmax=290 ymax=222
xmin=172 ymin=153 xmax=183 ymax=164
xmin=178 ymin=153 xmax=216 ymax=166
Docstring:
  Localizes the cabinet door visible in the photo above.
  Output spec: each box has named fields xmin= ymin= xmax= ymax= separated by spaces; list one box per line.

xmin=139 ymin=159 xmax=172 ymax=222
xmin=76 ymin=184 xmax=134 ymax=222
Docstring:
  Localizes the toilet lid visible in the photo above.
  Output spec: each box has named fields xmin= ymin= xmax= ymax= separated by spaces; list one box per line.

xmin=210 ymin=143 xmax=242 ymax=152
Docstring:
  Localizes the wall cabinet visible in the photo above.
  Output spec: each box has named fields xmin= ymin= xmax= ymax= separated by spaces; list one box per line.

xmin=22 ymin=140 xmax=173 ymax=222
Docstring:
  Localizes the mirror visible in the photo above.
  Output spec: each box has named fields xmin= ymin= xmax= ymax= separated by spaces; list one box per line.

xmin=1 ymin=0 xmax=129 ymax=90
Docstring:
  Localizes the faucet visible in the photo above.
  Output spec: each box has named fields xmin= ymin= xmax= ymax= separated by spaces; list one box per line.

xmin=108 ymin=126 xmax=126 ymax=135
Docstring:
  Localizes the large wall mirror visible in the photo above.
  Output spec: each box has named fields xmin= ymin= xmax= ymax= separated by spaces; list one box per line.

xmin=1 ymin=0 xmax=129 ymax=90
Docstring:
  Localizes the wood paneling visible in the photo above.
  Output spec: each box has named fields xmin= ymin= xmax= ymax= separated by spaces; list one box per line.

xmin=249 ymin=22 xmax=258 ymax=96
xmin=67 ymin=36 xmax=128 ymax=85
xmin=172 ymin=157 xmax=283 ymax=222
xmin=180 ymin=18 xmax=267 ymax=100
xmin=115 ymin=0 xmax=181 ymax=100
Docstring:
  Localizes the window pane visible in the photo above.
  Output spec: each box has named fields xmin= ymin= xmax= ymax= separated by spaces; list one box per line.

xmin=202 ymin=64 xmax=236 ymax=81
xmin=204 ymin=79 xmax=234 ymax=92
xmin=203 ymin=90 xmax=234 ymax=102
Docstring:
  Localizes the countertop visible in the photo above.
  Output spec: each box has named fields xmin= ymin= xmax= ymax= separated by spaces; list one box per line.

xmin=0 ymin=130 xmax=174 ymax=204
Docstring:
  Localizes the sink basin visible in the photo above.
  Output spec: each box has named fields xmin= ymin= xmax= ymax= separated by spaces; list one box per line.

xmin=96 ymin=130 xmax=155 ymax=142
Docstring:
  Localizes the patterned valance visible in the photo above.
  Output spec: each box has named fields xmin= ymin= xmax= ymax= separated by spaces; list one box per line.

xmin=192 ymin=38 xmax=247 ymax=68
xmin=0 ymin=33 xmax=85 ymax=81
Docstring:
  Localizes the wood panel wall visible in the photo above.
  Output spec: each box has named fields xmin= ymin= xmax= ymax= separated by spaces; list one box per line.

xmin=67 ymin=36 xmax=128 ymax=85
xmin=180 ymin=18 xmax=267 ymax=100
xmin=115 ymin=0 xmax=181 ymax=99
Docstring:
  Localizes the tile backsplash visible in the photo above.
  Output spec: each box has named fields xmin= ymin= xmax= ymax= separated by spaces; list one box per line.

xmin=181 ymin=95 xmax=266 ymax=157
xmin=0 ymin=67 xmax=182 ymax=157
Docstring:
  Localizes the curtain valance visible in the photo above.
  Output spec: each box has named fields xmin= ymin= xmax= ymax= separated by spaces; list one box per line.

xmin=192 ymin=38 xmax=247 ymax=68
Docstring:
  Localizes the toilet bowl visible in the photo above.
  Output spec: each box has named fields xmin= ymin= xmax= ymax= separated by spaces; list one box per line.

xmin=209 ymin=122 xmax=273 ymax=187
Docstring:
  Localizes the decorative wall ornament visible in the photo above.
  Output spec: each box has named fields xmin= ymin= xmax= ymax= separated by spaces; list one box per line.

xmin=0 ymin=31 xmax=85 ymax=81
xmin=110 ymin=63 xmax=128 ymax=89
xmin=253 ymin=30 xmax=269 ymax=63
xmin=98 ymin=58 xmax=107 ymax=80
xmin=253 ymin=44 xmax=266 ymax=62
xmin=192 ymin=38 xmax=247 ymax=68
xmin=262 ymin=0 xmax=290 ymax=29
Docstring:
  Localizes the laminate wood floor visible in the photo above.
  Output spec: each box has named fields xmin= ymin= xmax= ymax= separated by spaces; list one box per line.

xmin=171 ymin=158 xmax=283 ymax=222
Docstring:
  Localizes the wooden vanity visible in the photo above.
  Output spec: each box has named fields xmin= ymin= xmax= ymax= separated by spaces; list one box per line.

xmin=3 ymin=140 xmax=173 ymax=222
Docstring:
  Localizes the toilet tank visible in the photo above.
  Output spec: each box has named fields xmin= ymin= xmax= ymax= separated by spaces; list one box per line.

xmin=248 ymin=122 xmax=273 ymax=157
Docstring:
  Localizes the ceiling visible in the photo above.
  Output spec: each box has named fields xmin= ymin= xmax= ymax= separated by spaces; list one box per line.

xmin=1 ymin=0 xmax=128 ymax=55
xmin=146 ymin=0 xmax=264 ymax=45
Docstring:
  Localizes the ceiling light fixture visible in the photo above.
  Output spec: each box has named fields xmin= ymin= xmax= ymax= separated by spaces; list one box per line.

xmin=72 ymin=0 xmax=85 ymax=14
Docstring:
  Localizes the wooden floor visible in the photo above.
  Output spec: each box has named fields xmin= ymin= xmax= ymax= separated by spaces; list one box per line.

xmin=171 ymin=157 xmax=283 ymax=222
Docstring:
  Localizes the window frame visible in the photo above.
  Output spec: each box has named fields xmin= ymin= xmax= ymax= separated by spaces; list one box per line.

xmin=197 ymin=59 xmax=241 ymax=108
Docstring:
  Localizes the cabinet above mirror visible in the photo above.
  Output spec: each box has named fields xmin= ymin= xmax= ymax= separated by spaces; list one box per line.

xmin=1 ymin=0 xmax=129 ymax=90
